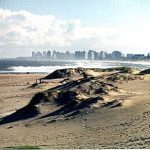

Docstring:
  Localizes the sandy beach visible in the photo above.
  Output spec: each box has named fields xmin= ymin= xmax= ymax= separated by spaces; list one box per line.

xmin=0 ymin=70 xmax=150 ymax=148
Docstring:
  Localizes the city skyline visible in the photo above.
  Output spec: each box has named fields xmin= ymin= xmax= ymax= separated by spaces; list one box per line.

xmin=16 ymin=49 xmax=149 ymax=61
xmin=1 ymin=0 xmax=150 ymax=58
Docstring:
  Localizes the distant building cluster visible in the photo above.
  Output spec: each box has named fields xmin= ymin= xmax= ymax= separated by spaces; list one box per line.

xmin=31 ymin=50 xmax=150 ymax=60
xmin=31 ymin=50 xmax=124 ymax=60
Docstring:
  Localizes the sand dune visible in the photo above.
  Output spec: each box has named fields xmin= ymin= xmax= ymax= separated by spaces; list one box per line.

xmin=0 ymin=67 xmax=150 ymax=148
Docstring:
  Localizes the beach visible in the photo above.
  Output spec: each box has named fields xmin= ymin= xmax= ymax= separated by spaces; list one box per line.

xmin=1 ymin=0 xmax=150 ymax=148
xmin=0 ymin=70 xmax=150 ymax=148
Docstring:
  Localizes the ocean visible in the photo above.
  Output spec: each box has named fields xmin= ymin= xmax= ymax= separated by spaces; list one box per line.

xmin=0 ymin=59 xmax=150 ymax=73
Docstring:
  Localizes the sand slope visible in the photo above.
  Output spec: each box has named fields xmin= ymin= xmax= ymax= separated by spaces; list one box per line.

xmin=0 ymin=68 xmax=150 ymax=148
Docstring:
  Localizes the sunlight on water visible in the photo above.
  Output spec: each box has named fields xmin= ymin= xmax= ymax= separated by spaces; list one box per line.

xmin=0 ymin=60 xmax=150 ymax=73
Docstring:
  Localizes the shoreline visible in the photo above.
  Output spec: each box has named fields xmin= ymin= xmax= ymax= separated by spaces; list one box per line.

xmin=0 ymin=60 xmax=150 ymax=74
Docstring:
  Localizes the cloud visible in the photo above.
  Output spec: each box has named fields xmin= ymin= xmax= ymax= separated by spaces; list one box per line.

xmin=0 ymin=8 xmax=150 ymax=57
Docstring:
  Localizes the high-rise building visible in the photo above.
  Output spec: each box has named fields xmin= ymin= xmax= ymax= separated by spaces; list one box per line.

xmin=94 ymin=51 xmax=99 ymax=60
xmin=147 ymin=53 xmax=150 ymax=59
xmin=106 ymin=53 xmax=112 ymax=59
xmin=36 ymin=51 xmax=43 ymax=59
xmin=75 ymin=51 xmax=85 ymax=60
xmin=133 ymin=54 xmax=145 ymax=59
xmin=43 ymin=51 xmax=47 ymax=58
xmin=30 ymin=50 xmax=137 ymax=60
xmin=70 ymin=53 xmax=75 ymax=60
xmin=32 ymin=52 xmax=36 ymax=58
xmin=99 ymin=51 xmax=107 ymax=59
xmin=47 ymin=51 xmax=51 ymax=59
xmin=112 ymin=51 xmax=122 ymax=60
xmin=52 ymin=50 xmax=57 ymax=59
xmin=85 ymin=51 xmax=88 ymax=60
xmin=127 ymin=54 xmax=134 ymax=59
xmin=65 ymin=51 xmax=71 ymax=60
xmin=88 ymin=50 xmax=94 ymax=60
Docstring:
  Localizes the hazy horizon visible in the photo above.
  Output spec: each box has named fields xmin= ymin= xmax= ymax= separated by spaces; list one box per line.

xmin=1 ymin=0 xmax=150 ymax=58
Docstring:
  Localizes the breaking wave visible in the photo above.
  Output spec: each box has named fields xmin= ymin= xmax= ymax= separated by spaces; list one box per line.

xmin=0 ymin=60 xmax=150 ymax=73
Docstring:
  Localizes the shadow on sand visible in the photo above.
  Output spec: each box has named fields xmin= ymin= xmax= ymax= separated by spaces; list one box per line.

xmin=0 ymin=76 xmax=111 ymax=125
xmin=0 ymin=95 xmax=100 ymax=125
xmin=0 ymin=92 xmax=46 ymax=125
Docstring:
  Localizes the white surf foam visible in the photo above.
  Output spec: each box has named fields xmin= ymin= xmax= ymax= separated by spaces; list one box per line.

xmin=1 ymin=60 xmax=150 ymax=73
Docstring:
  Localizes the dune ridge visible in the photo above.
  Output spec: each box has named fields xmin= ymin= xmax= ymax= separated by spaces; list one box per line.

xmin=0 ymin=67 xmax=144 ymax=125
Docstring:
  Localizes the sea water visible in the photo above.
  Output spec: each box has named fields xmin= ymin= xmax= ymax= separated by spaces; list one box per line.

xmin=0 ymin=59 xmax=150 ymax=73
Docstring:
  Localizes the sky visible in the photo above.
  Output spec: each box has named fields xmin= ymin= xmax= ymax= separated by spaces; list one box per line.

xmin=0 ymin=0 xmax=150 ymax=57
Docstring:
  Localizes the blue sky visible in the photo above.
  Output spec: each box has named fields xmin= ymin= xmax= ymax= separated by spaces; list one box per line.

xmin=0 ymin=0 xmax=150 ymax=57
xmin=1 ymin=0 xmax=150 ymax=27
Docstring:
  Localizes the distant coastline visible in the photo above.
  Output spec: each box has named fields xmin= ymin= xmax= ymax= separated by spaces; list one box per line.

xmin=0 ymin=59 xmax=150 ymax=74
